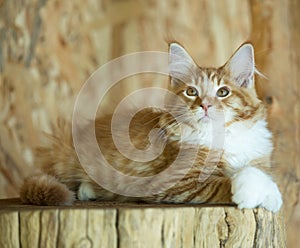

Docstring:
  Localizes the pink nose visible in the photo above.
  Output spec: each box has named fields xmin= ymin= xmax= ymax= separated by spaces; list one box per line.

xmin=200 ymin=104 xmax=212 ymax=112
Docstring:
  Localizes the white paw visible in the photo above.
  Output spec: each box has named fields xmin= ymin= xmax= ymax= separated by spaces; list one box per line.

xmin=78 ymin=182 xmax=96 ymax=201
xmin=231 ymin=167 xmax=282 ymax=212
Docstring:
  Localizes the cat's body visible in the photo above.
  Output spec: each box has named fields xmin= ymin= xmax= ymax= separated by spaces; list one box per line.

xmin=20 ymin=43 xmax=283 ymax=212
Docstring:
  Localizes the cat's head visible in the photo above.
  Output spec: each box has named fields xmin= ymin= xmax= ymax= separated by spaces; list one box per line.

xmin=168 ymin=42 xmax=265 ymax=127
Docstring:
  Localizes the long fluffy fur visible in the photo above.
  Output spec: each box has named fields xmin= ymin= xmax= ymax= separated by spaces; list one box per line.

xmin=20 ymin=172 xmax=75 ymax=206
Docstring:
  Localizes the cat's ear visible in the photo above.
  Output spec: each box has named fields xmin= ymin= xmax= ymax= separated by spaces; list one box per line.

xmin=225 ymin=43 xmax=255 ymax=88
xmin=169 ymin=43 xmax=196 ymax=87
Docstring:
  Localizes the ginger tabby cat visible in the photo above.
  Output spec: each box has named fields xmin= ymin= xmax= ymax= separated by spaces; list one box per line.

xmin=20 ymin=42 xmax=282 ymax=212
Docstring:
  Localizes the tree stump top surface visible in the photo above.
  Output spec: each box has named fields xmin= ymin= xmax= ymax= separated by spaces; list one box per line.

xmin=0 ymin=198 xmax=286 ymax=248
xmin=0 ymin=198 xmax=236 ymax=211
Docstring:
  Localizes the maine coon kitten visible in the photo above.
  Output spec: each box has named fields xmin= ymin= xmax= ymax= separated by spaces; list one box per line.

xmin=20 ymin=42 xmax=283 ymax=212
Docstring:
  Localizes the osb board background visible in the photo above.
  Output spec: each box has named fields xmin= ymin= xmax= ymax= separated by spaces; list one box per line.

xmin=0 ymin=0 xmax=299 ymax=246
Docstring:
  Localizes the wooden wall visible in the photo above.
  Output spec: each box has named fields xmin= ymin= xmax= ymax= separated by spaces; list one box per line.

xmin=0 ymin=0 xmax=299 ymax=246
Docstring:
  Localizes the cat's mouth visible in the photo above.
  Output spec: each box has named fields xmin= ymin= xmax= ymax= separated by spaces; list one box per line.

xmin=197 ymin=108 xmax=225 ymax=123
xmin=194 ymin=109 xmax=211 ymax=123
xmin=199 ymin=115 xmax=211 ymax=122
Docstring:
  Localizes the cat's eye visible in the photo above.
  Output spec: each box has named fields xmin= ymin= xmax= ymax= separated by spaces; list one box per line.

xmin=216 ymin=87 xmax=230 ymax=98
xmin=185 ymin=87 xmax=198 ymax=96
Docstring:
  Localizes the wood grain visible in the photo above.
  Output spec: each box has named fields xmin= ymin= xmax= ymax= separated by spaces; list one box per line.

xmin=0 ymin=199 xmax=286 ymax=248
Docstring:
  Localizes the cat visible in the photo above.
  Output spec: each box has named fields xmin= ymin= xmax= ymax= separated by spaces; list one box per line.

xmin=20 ymin=42 xmax=283 ymax=212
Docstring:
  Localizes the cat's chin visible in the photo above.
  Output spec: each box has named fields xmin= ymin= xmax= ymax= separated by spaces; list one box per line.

xmin=199 ymin=116 xmax=211 ymax=123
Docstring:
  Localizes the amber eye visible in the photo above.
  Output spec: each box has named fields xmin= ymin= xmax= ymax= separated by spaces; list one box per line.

xmin=216 ymin=87 xmax=230 ymax=98
xmin=186 ymin=87 xmax=198 ymax=96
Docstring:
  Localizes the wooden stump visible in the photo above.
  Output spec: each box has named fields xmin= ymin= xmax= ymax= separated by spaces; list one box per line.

xmin=0 ymin=199 xmax=286 ymax=248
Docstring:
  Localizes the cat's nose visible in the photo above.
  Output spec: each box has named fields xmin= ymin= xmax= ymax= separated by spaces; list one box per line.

xmin=200 ymin=104 xmax=212 ymax=112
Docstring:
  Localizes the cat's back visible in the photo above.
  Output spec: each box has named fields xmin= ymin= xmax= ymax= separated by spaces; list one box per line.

xmin=95 ymin=107 xmax=166 ymax=150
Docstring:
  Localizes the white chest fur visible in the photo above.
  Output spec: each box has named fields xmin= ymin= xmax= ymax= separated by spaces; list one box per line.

xmin=223 ymin=120 xmax=273 ymax=168
xmin=181 ymin=119 xmax=273 ymax=169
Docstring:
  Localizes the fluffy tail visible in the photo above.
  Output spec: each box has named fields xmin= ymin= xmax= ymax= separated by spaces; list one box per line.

xmin=20 ymin=173 xmax=75 ymax=206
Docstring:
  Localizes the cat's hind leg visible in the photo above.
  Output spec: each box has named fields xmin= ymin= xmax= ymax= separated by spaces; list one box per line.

xmin=77 ymin=182 xmax=97 ymax=201
xmin=20 ymin=172 xmax=75 ymax=206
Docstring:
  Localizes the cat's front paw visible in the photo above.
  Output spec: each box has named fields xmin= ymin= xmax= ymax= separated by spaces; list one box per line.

xmin=231 ymin=167 xmax=282 ymax=212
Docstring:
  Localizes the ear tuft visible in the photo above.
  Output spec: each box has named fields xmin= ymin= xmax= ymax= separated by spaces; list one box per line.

xmin=168 ymin=43 xmax=196 ymax=87
xmin=169 ymin=43 xmax=194 ymax=63
xmin=226 ymin=43 xmax=255 ymax=88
